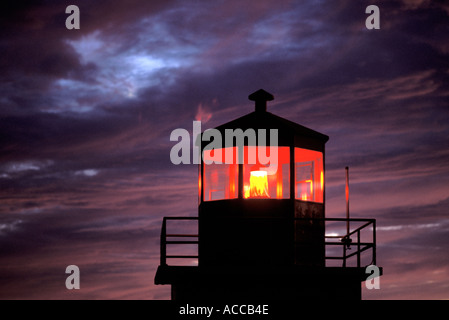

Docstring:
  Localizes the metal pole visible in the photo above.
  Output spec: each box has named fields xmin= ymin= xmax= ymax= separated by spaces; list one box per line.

xmin=373 ymin=219 xmax=377 ymax=266
xmin=345 ymin=166 xmax=350 ymax=236
xmin=357 ymin=230 xmax=361 ymax=267
xmin=161 ymin=218 xmax=167 ymax=266
xmin=238 ymin=163 xmax=243 ymax=199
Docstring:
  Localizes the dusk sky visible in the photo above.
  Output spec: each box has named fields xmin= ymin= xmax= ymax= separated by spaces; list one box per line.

xmin=1 ymin=0 xmax=448 ymax=300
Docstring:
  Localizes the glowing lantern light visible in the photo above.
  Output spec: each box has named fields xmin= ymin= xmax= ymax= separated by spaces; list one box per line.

xmin=249 ymin=170 xmax=270 ymax=198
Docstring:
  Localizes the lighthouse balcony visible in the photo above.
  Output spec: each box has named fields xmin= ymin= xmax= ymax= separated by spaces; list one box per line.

xmin=155 ymin=216 xmax=377 ymax=270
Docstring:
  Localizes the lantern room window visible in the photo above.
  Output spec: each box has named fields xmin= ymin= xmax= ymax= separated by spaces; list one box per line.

xmin=198 ymin=146 xmax=324 ymax=203
xmin=202 ymin=146 xmax=290 ymax=201
xmin=203 ymin=147 xmax=238 ymax=201
xmin=202 ymin=146 xmax=323 ymax=203
xmin=294 ymin=148 xmax=324 ymax=203
xmin=242 ymin=146 xmax=290 ymax=199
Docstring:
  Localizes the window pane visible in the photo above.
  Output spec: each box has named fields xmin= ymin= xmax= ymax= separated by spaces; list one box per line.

xmin=203 ymin=147 xmax=238 ymax=201
xmin=243 ymin=146 xmax=290 ymax=199
xmin=295 ymin=148 xmax=323 ymax=203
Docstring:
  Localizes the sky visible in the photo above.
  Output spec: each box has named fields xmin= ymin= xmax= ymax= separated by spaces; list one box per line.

xmin=0 ymin=0 xmax=448 ymax=300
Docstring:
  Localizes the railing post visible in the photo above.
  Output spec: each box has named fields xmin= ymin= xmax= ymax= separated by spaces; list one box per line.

xmin=161 ymin=218 xmax=167 ymax=266
xmin=357 ymin=229 xmax=361 ymax=267
xmin=373 ymin=219 xmax=376 ymax=266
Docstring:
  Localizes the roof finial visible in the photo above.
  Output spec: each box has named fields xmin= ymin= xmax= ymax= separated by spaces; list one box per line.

xmin=248 ymin=89 xmax=274 ymax=113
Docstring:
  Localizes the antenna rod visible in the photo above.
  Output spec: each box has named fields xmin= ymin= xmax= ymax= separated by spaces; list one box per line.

xmin=345 ymin=166 xmax=350 ymax=236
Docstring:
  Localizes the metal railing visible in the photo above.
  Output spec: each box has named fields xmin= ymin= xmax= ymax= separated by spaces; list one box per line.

xmin=160 ymin=217 xmax=199 ymax=266
xmin=322 ymin=218 xmax=376 ymax=267
xmin=159 ymin=216 xmax=376 ymax=268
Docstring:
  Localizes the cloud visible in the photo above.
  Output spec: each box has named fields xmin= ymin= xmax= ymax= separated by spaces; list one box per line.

xmin=195 ymin=102 xmax=215 ymax=123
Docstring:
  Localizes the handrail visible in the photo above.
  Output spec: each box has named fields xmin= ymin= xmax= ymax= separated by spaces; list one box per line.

xmin=160 ymin=217 xmax=199 ymax=266
xmin=159 ymin=216 xmax=376 ymax=268
xmin=331 ymin=219 xmax=376 ymax=267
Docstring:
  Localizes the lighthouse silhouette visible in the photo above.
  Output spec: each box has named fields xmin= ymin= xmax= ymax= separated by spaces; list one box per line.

xmin=155 ymin=89 xmax=380 ymax=300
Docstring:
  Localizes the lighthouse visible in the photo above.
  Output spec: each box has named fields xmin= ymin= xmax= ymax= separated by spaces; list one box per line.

xmin=155 ymin=89 xmax=380 ymax=300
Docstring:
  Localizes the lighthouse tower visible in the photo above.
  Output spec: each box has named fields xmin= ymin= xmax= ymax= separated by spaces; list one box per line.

xmin=155 ymin=89 xmax=380 ymax=300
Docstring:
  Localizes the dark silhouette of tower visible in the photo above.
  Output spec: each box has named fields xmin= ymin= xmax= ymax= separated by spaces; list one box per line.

xmin=155 ymin=89 xmax=380 ymax=300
